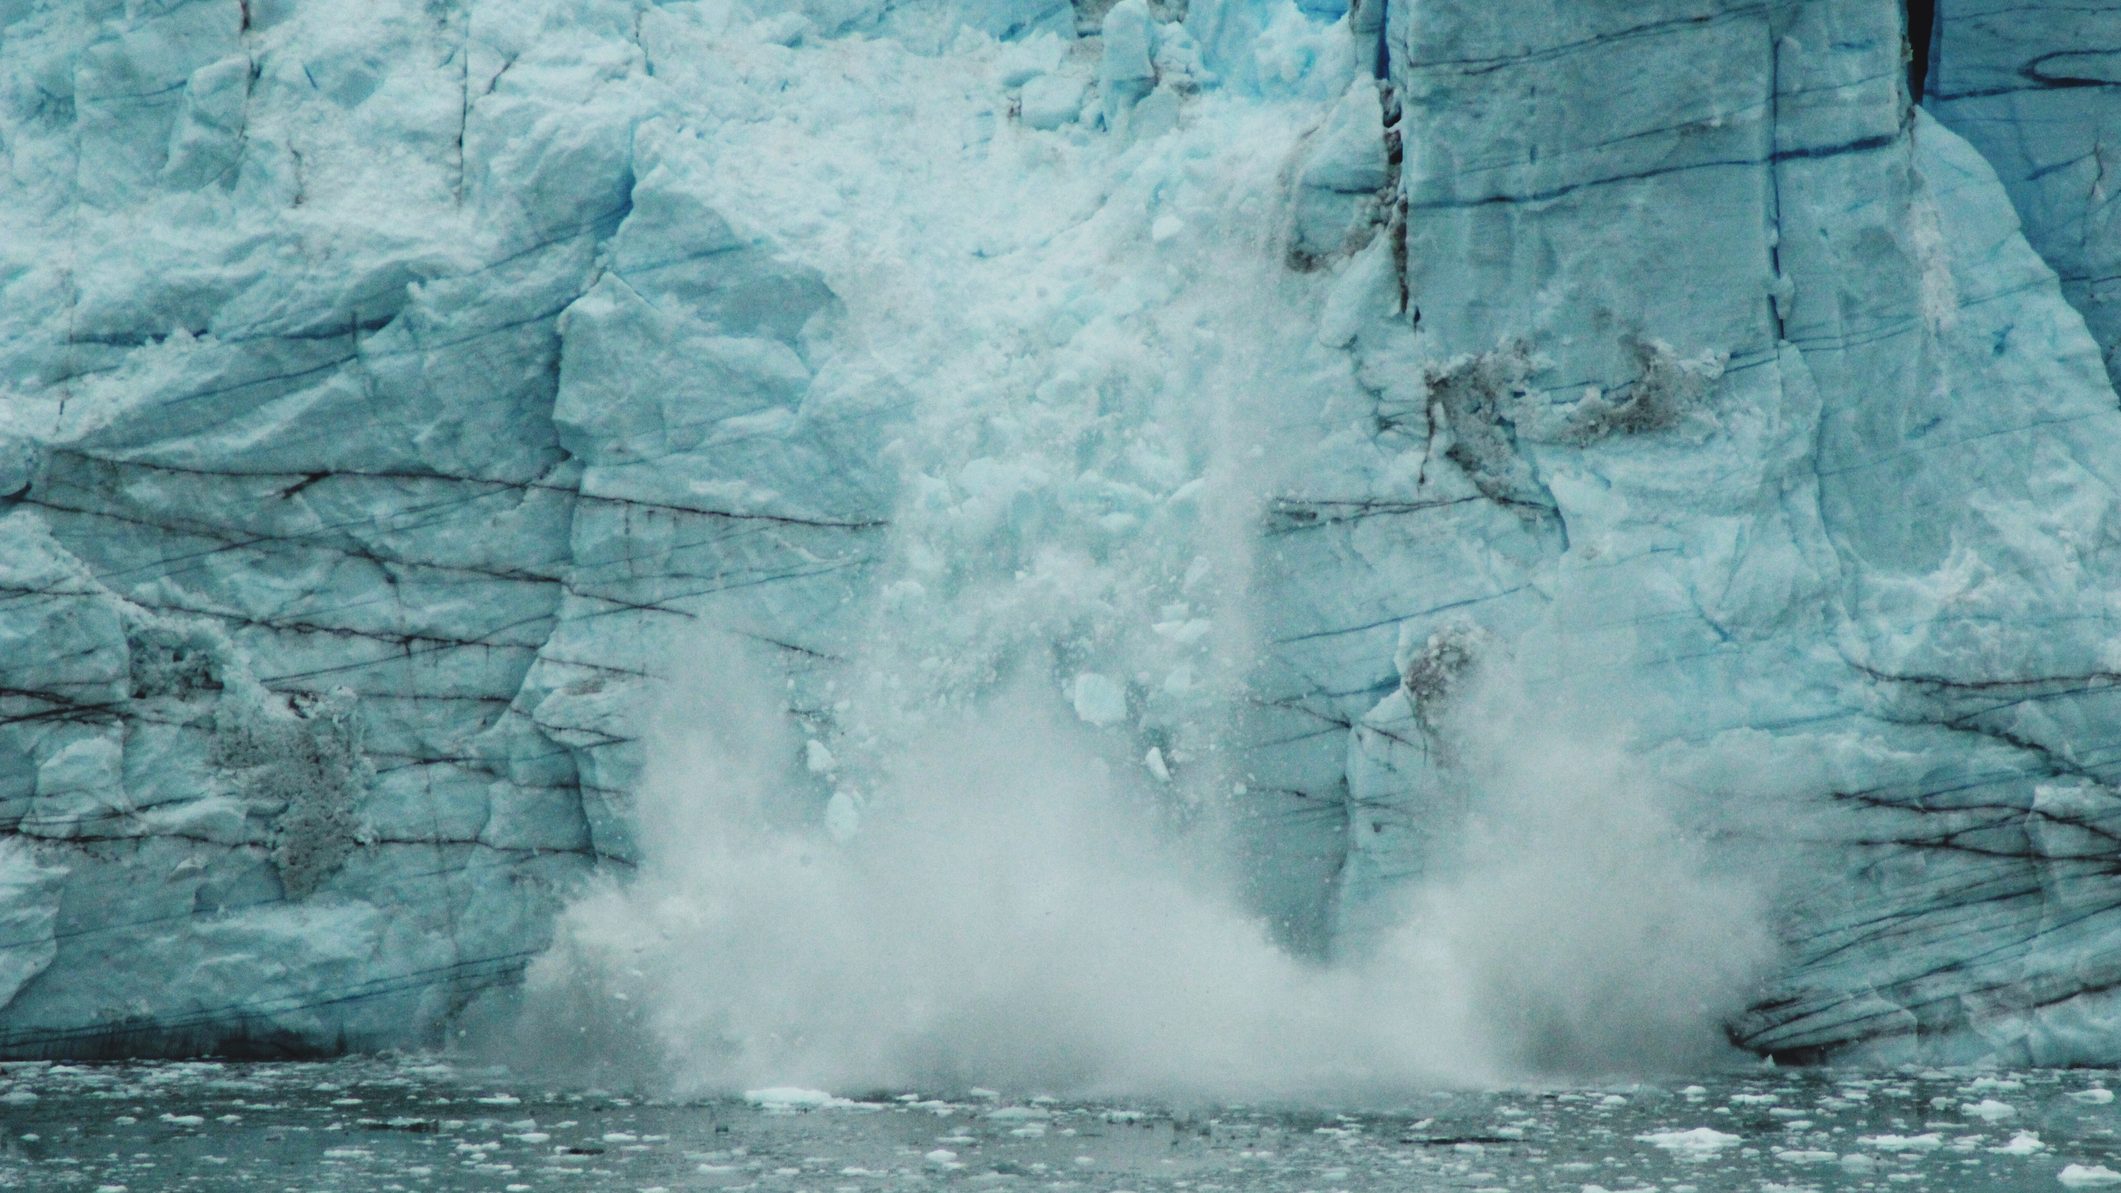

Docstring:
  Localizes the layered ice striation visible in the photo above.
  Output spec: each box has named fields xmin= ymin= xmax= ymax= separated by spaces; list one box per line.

xmin=0 ymin=0 xmax=2116 ymax=1068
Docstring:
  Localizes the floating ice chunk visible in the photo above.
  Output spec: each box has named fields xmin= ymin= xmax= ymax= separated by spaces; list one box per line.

xmin=1151 ymin=214 xmax=1184 ymax=242
xmin=1858 ymin=1133 xmax=1943 ymax=1150
xmin=1635 ymin=1127 xmax=1741 ymax=1154
xmin=924 ymin=1148 xmax=960 ymax=1167
xmin=1070 ymin=673 xmax=1127 ymax=726
xmin=744 ymin=1088 xmax=850 ymax=1110
xmin=2061 ymin=1166 xmax=2121 ymax=1187
xmin=1992 ymin=1133 xmax=2045 ymax=1155
xmin=1963 ymin=1099 xmax=2016 ymax=1121
xmin=2069 ymin=1089 xmax=2115 ymax=1104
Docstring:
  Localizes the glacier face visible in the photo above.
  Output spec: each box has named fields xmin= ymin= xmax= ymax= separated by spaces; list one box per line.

xmin=0 ymin=0 xmax=890 ymax=1054
xmin=1319 ymin=0 xmax=2121 ymax=1064
xmin=0 ymin=0 xmax=2117 ymax=1069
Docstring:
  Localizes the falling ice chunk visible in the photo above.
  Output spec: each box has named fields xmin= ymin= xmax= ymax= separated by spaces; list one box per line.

xmin=1151 ymin=617 xmax=1213 ymax=645
xmin=824 ymin=791 xmax=862 ymax=842
xmin=805 ymin=740 xmax=837 ymax=774
xmin=1071 ymin=673 xmax=1127 ymax=726
xmin=1144 ymin=747 xmax=1171 ymax=782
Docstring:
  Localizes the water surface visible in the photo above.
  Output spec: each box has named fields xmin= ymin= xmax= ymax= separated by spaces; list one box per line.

xmin=2 ymin=1058 xmax=2116 ymax=1191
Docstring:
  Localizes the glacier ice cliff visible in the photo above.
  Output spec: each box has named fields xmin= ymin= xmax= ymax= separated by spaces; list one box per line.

xmin=0 ymin=0 xmax=2117 ymax=1068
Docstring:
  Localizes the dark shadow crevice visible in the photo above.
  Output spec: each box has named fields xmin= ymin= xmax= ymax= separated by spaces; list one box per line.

xmin=1906 ymin=0 xmax=1937 ymax=105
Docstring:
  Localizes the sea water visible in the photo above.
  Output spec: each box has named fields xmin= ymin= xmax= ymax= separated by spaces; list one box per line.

xmin=3 ymin=1057 xmax=2117 ymax=1191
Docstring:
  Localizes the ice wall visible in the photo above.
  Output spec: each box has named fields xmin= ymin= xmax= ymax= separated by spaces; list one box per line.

xmin=0 ymin=0 xmax=888 ymax=1055
xmin=0 ymin=0 xmax=2116 ymax=1068
xmin=1312 ymin=0 xmax=2121 ymax=1063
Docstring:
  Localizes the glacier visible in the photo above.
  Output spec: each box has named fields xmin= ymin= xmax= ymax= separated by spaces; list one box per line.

xmin=0 ymin=0 xmax=2118 ymax=1075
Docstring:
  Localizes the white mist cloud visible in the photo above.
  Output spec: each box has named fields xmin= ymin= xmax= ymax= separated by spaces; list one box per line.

xmin=1384 ymin=665 xmax=1780 ymax=1077
xmin=518 ymin=645 xmax=1774 ymax=1101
